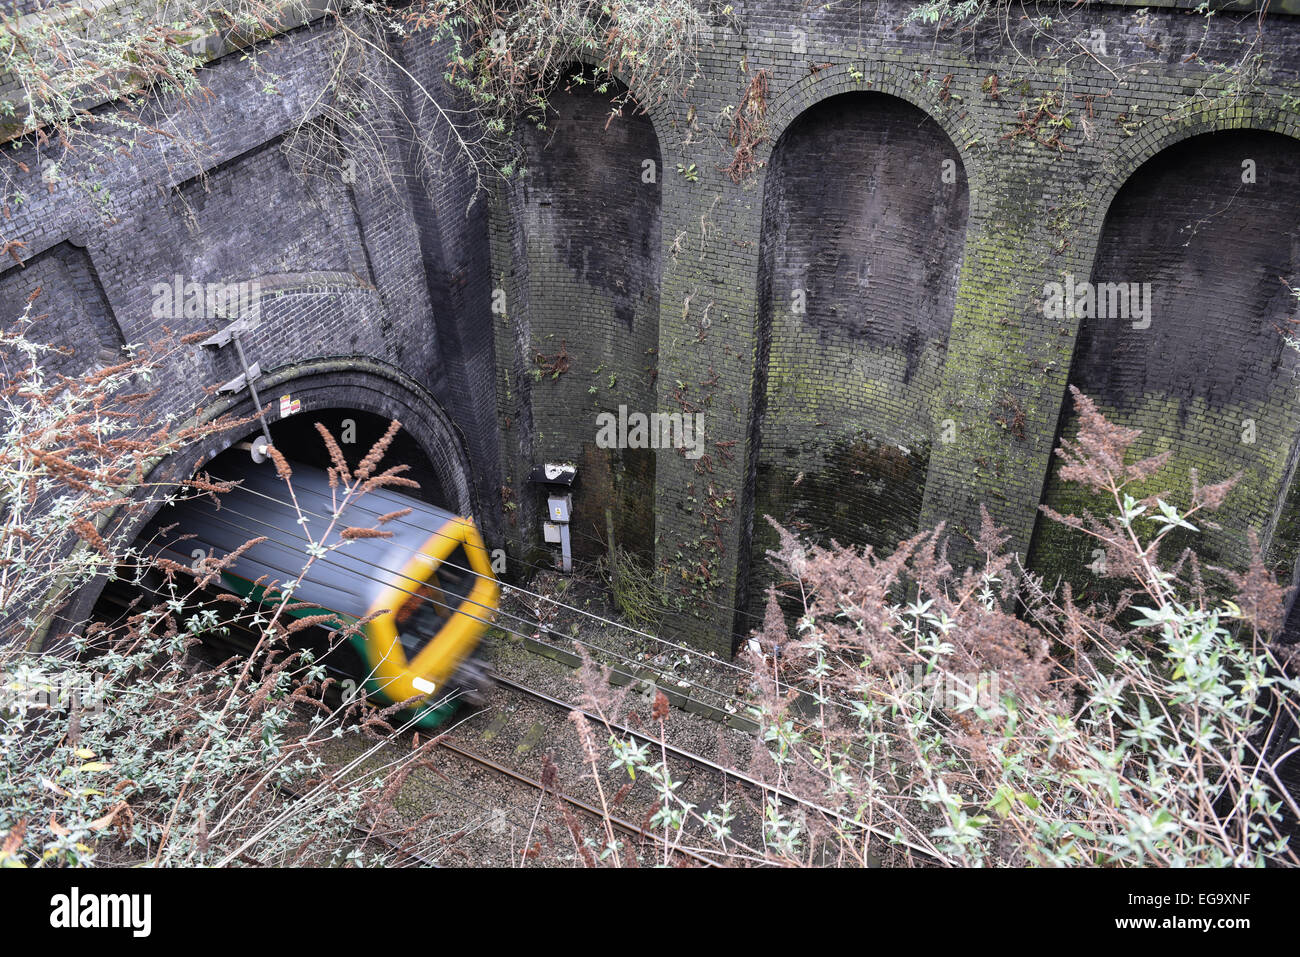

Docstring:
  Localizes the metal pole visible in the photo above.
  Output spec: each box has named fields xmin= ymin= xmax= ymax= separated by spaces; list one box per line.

xmin=605 ymin=507 xmax=617 ymax=590
xmin=232 ymin=331 xmax=273 ymax=446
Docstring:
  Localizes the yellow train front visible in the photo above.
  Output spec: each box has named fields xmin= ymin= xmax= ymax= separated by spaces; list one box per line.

xmin=146 ymin=461 xmax=500 ymax=728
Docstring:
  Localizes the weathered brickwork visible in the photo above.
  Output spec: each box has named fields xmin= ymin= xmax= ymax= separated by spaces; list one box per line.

xmin=6 ymin=2 xmax=1300 ymax=654
xmin=0 ymin=25 xmax=498 ymax=530
xmin=623 ymin=2 xmax=1300 ymax=651
xmin=493 ymin=77 xmax=663 ymax=566
xmin=1028 ymin=129 xmax=1300 ymax=594
xmin=742 ymin=91 xmax=969 ymax=620
xmin=385 ymin=35 xmax=505 ymax=542
xmin=0 ymin=240 xmax=123 ymax=375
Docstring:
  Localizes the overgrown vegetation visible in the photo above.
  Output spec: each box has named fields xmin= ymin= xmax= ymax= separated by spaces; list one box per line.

xmin=0 ymin=314 xmax=455 ymax=866
xmin=0 ymin=0 xmax=705 ymax=208
xmin=400 ymin=0 xmax=704 ymax=178
xmin=0 ymin=298 xmax=237 ymax=648
xmin=568 ymin=388 xmax=1299 ymax=865
xmin=0 ymin=0 xmax=327 ymax=206
xmin=2 ymin=320 xmax=1298 ymax=867
xmin=3 ymin=0 xmax=1298 ymax=870
xmin=596 ymin=543 xmax=664 ymax=628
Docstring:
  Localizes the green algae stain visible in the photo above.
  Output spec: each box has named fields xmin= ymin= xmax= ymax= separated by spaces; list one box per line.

xmin=747 ymin=431 xmax=931 ymax=617
xmin=1028 ymin=391 xmax=1300 ymax=605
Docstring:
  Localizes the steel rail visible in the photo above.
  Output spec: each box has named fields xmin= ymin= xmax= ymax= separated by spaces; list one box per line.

xmin=487 ymin=672 xmax=944 ymax=865
xmin=93 ymin=576 xmax=942 ymax=864
xmin=427 ymin=735 xmax=720 ymax=868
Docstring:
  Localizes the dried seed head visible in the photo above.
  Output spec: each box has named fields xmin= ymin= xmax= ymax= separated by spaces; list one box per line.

xmin=315 ymin=421 xmax=352 ymax=482
xmin=651 ymin=690 xmax=670 ymax=723
xmin=267 ymin=444 xmax=292 ymax=482
xmin=340 ymin=526 xmax=393 ymax=540
xmin=356 ymin=419 xmax=402 ymax=480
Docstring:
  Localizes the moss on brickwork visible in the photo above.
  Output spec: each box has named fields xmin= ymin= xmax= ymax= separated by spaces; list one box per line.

xmin=750 ymin=433 xmax=931 ymax=603
xmin=920 ymin=217 xmax=1058 ymax=546
xmin=1029 ymin=393 xmax=1300 ymax=594
xmin=1027 ymin=124 xmax=1300 ymax=603
xmin=14 ymin=0 xmax=1300 ymax=652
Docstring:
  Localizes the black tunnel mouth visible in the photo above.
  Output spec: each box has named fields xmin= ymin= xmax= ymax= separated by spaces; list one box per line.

xmin=211 ymin=407 xmax=450 ymax=511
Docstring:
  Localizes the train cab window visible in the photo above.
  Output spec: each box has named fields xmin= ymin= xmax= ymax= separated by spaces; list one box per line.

xmin=435 ymin=545 xmax=476 ymax=608
xmin=394 ymin=545 xmax=478 ymax=659
xmin=395 ymin=583 xmax=445 ymax=659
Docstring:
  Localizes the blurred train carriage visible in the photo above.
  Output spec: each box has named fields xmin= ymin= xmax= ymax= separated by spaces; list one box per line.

xmin=145 ymin=461 xmax=500 ymax=728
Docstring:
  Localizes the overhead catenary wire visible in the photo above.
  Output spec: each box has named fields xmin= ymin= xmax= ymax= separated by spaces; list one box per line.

xmin=141 ymin=479 xmax=872 ymax=724
xmin=199 ymin=493 xmax=806 ymax=702
xmin=108 ymin=552 xmax=884 ymax=868
xmin=206 ymin=469 xmax=878 ymax=725
xmin=226 ymin=450 xmax=805 ymax=661
xmin=146 ymin=499 xmax=778 ymax=721
xmin=188 ymin=473 xmax=789 ymax=683
xmin=93 ymin=584 xmax=552 ymax=865
xmin=150 ymin=458 xmax=937 ymax=743
xmin=541 ymin=546 xmax=782 ymax=655
xmin=106 ymin=568 xmax=896 ymax=867
xmin=126 ymin=488 xmax=946 ymax=856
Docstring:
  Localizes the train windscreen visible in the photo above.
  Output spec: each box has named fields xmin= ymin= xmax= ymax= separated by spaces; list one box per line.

xmin=394 ymin=545 xmax=478 ymax=660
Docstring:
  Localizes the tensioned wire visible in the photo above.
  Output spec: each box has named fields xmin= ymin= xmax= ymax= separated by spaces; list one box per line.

xmin=204 ymin=475 xmax=864 ymax=699
xmin=563 ymin=518 xmax=770 ymax=627
xmin=97 ymin=580 xmax=544 ymax=865
xmin=149 ymin=498 xmax=782 ymax=722
xmin=146 ymin=480 xmax=872 ymax=724
xmin=182 ymin=473 xmax=787 ymax=682
xmin=133 ymin=490 xmax=933 ymax=850
xmin=195 ymin=453 xmax=789 ymax=654
xmin=115 ymin=550 xmax=880 ymax=858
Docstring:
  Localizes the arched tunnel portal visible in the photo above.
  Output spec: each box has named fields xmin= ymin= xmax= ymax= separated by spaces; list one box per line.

xmin=60 ymin=360 xmax=483 ymax=642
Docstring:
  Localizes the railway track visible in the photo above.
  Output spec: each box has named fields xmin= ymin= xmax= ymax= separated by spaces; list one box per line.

xmin=436 ymin=670 xmax=823 ymax=866
xmin=88 ymin=580 xmax=904 ymax=865
xmin=89 ymin=582 xmax=451 ymax=866
xmin=90 ymin=581 xmax=728 ymax=864
xmin=480 ymin=662 xmax=928 ymax=866
xmin=427 ymin=729 xmax=720 ymax=867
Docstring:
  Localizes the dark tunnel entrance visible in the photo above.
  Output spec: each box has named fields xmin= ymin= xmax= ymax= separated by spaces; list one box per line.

xmin=88 ymin=396 xmax=463 ymax=646
xmin=87 ymin=404 xmax=464 ymax=688
xmin=209 ymin=408 xmax=451 ymax=511
xmin=70 ymin=360 xmax=485 ymax=648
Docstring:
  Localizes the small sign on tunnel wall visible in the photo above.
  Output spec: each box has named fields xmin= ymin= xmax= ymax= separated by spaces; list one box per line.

xmin=279 ymin=394 xmax=301 ymax=417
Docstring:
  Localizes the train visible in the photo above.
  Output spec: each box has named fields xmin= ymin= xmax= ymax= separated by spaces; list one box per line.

xmin=143 ymin=459 xmax=500 ymax=728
